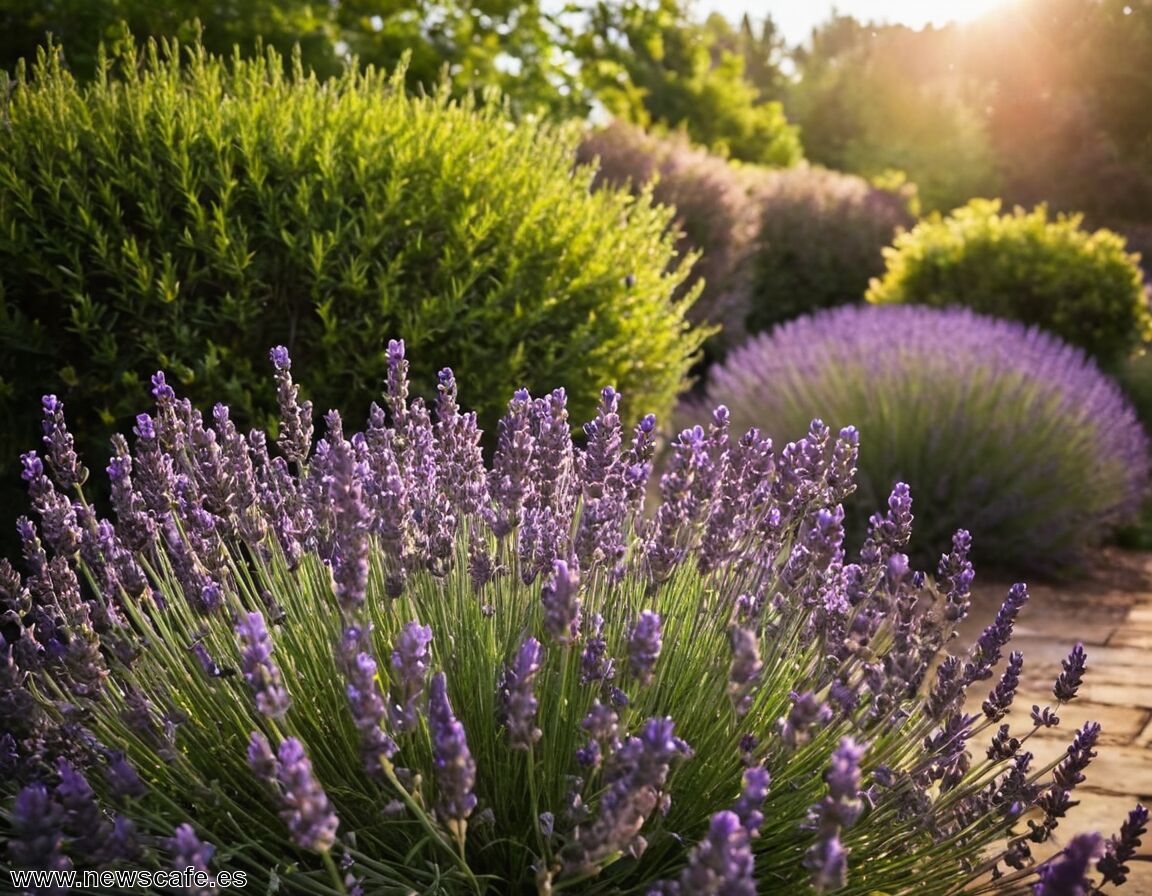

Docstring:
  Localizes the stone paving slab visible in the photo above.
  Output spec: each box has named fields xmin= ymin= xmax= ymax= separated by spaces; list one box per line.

xmin=961 ymin=549 xmax=1152 ymax=892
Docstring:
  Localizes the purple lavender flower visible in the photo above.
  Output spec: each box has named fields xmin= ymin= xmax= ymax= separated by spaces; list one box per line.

xmin=983 ymin=651 xmax=1024 ymax=721
xmin=7 ymin=783 xmax=70 ymax=875
xmin=169 ymin=823 xmax=217 ymax=894
xmin=804 ymin=738 xmax=866 ymax=893
xmin=104 ymin=751 xmax=147 ymax=801
xmin=499 ymin=637 xmax=544 ymax=750
xmin=275 ymin=738 xmax=340 ymax=852
xmin=1053 ymin=722 xmax=1100 ymax=791
xmin=778 ymin=691 xmax=833 ymax=748
xmin=343 ymin=649 xmax=398 ymax=773
xmin=428 ymin=672 xmax=477 ymax=828
xmin=565 ymin=717 xmax=692 ymax=874
xmin=269 ymin=346 xmax=313 ymax=464
xmin=541 ymin=559 xmax=581 ymax=644
xmin=732 ymin=765 xmax=770 ymax=837
xmin=236 ymin=611 xmax=291 ymax=718
xmin=671 ymin=811 xmax=756 ymax=896
xmin=1032 ymin=832 xmax=1105 ymax=896
xmin=1098 ymin=803 xmax=1149 ymax=885
xmin=628 ymin=610 xmax=662 ymax=686
xmin=329 ymin=438 xmax=369 ymax=612
xmin=580 ymin=613 xmax=614 ymax=685
xmin=727 ymin=627 xmax=762 ymax=717
xmin=390 ymin=621 xmax=433 ymax=733
xmin=1053 ymin=643 xmax=1087 ymax=702
xmin=40 ymin=395 xmax=87 ymax=489
xmin=247 ymin=730 xmax=278 ymax=787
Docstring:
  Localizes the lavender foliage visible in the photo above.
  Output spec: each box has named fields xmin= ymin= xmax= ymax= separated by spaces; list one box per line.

xmin=0 ymin=344 xmax=1138 ymax=895
xmin=702 ymin=304 xmax=1150 ymax=569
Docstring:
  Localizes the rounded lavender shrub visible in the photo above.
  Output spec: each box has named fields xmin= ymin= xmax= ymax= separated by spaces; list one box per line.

xmin=702 ymin=304 xmax=1149 ymax=572
xmin=0 ymin=343 xmax=1142 ymax=894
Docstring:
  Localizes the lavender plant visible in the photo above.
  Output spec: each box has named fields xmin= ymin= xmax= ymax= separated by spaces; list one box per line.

xmin=701 ymin=304 xmax=1150 ymax=573
xmin=0 ymin=342 xmax=1144 ymax=894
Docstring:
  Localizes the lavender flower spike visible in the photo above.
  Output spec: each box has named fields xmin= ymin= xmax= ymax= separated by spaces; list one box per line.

xmin=673 ymin=811 xmax=756 ymax=896
xmin=236 ymin=611 xmax=291 ymax=718
xmin=499 ymin=637 xmax=544 ymax=750
xmin=541 ymin=559 xmax=581 ymax=644
xmin=168 ymin=824 xmax=216 ymax=895
xmin=804 ymin=737 xmax=866 ymax=893
xmin=390 ymin=621 xmax=433 ymax=733
xmin=429 ymin=672 xmax=478 ymax=834
xmin=41 ymin=394 xmax=87 ymax=488
xmin=1098 ymin=803 xmax=1149 ymax=885
xmin=275 ymin=738 xmax=340 ymax=852
xmin=732 ymin=765 xmax=770 ymax=837
xmin=269 ymin=346 xmax=313 ymax=464
xmin=628 ymin=610 xmax=662 ymax=686
xmin=1053 ymin=643 xmax=1087 ymax=702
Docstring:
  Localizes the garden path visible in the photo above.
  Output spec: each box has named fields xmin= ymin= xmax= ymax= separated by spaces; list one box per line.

xmin=960 ymin=548 xmax=1152 ymax=893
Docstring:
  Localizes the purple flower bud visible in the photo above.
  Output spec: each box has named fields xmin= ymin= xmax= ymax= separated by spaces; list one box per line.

xmin=236 ymin=611 xmax=291 ymax=718
xmin=275 ymin=738 xmax=340 ymax=852
xmin=104 ymin=751 xmax=147 ymax=801
xmin=499 ymin=637 xmax=543 ymax=750
xmin=778 ymin=691 xmax=833 ymax=748
xmin=1053 ymin=643 xmax=1087 ymax=702
xmin=628 ymin=610 xmax=662 ymax=686
xmin=8 ymin=783 xmax=70 ymax=873
xmin=1053 ymin=722 xmax=1100 ymax=791
xmin=1032 ymin=705 xmax=1061 ymax=728
xmin=804 ymin=738 xmax=866 ymax=893
xmin=429 ymin=672 xmax=478 ymax=827
xmin=390 ymin=621 xmax=433 ymax=733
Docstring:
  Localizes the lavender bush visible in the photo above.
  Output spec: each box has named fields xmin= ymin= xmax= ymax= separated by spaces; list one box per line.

xmin=701 ymin=304 xmax=1150 ymax=573
xmin=0 ymin=342 xmax=1145 ymax=894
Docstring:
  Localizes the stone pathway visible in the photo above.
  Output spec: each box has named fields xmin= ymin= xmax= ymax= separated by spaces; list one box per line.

xmin=959 ymin=548 xmax=1152 ymax=893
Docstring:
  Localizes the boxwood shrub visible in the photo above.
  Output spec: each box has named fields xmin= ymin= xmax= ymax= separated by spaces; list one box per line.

xmin=0 ymin=40 xmax=703 ymax=518
xmin=866 ymin=198 xmax=1150 ymax=365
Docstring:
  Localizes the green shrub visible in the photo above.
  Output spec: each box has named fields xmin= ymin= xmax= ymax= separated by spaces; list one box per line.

xmin=0 ymin=39 xmax=703 ymax=515
xmin=745 ymin=165 xmax=914 ymax=334
xmin=866 ymin=198 xmax=1150 ymax=364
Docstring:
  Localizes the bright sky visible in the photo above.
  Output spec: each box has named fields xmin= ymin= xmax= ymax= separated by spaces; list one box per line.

xmin=697 ymin=0 xmax=1009 ymax=44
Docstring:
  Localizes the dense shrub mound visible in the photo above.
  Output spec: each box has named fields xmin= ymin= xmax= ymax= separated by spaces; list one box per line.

xmin=703 ymin=304 xmax=1149 ymax=572
xmin=577 ymin=123 xmax=913 ymax=356
xmin=745 ymin=166 xmax=914 ymax=335
xmin=576 ymin=121 xmax=763 ymax=355
xmin=866 ymin=198 xmax=1150 ymax=365
xmin=0 ymin=41 xmax=702 ymax=502
xmin=0 ymin=343 xmax=1145 ymax=894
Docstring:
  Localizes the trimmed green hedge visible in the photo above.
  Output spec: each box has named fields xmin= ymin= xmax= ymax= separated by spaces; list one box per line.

xmin=866 ymin=198 xmax=1149 ymax=365
xmin=0 ymin=40 xmax=703 ymax=503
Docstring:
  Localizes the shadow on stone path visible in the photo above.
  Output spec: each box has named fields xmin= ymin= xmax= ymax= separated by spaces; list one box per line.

xmin=959 ymin=548 xmax=1152 ymax=893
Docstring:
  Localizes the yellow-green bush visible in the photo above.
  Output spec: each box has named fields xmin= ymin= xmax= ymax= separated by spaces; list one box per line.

xmin=0 ymin=41 xmax=703 ymax=501
xmin=866 ymin=198 xmax=1149 ymax=364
